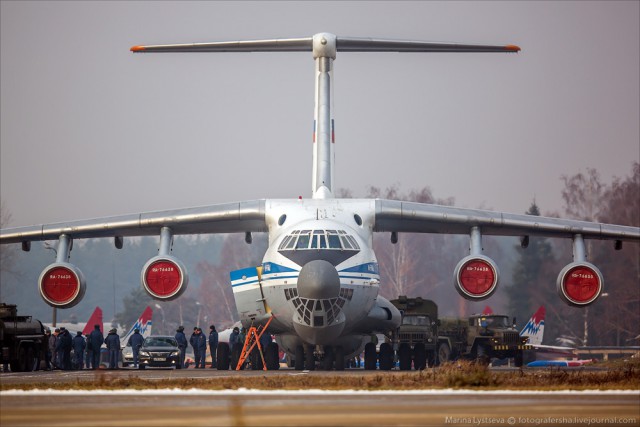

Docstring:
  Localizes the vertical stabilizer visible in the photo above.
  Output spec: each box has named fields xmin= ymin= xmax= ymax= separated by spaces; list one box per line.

xmin=520 ymin=306 xmax=545 ymax=345
xmin=82 ymin=306 xmax=103 ymax=335
xmin=312 ymin=33 xmax=336 ymax=199
xmin=120 ymin=306 xmax=153 ymax=348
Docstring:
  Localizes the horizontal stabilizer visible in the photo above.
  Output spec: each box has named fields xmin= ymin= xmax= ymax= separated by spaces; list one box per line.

xmin=131 ymin=34 xmax=519 ymax=54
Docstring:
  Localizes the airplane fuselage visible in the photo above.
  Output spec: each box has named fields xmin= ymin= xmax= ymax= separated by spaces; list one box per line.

xmin=231 ymin=199 xmax=399 ymax=357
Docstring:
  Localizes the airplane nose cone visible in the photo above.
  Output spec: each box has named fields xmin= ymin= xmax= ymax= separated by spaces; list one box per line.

xmin=297 ymin=260 xmax=340 ymax=299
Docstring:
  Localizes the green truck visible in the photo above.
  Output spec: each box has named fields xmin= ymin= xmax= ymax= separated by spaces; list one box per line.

xmin=438 ymin=313 xmax=531 ymax=367
xmin=389 ymin=296 xmax=439 ymax=370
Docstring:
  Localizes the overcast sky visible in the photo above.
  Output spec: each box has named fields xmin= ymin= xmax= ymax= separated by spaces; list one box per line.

xmin=1 ymin=1 xmax=638 ymax=228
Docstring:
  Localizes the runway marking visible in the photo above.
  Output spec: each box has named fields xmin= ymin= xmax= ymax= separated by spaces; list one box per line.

xmin=2 ymin=388 xmax=638 ymax=396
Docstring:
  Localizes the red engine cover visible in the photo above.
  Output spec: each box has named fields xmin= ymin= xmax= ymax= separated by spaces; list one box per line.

xmin=141 ymin=256 xmax=189 ymax=300
xmin=38 ymin=263 xmax=86 ymax=309
xmin=557 ymin=262 xmax=603 ymax=307
xmin=454 ymin=255 xmax=499 ymax=301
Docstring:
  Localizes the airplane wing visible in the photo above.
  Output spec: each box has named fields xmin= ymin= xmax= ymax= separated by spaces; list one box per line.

xmin=374 ymin=199 xmax=639 ymax=241
xmin=0 ymin=200 xmax=267 ymax=308
xmin=374 ymin=199 xmax=638 ymax=306
xmin=0 ymin=200 xmax=267 ymax=244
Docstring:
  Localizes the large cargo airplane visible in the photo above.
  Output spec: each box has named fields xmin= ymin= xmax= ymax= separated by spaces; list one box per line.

xmin=1 ymin=33 xmax=638 ymax=370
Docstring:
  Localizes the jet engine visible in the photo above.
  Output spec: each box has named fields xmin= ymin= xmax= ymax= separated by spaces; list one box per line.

xmin=453 ymin=254 xmax=500 ymax=301
xmin=556 ymin=261 xmax=603 ymax=307
xmin=38 ymin=262 xmax=87 ymax=309
xmin=141 ymin=255 xmax=189 ymax=301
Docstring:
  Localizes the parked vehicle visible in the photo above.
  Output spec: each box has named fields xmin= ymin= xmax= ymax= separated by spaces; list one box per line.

xmin=138 ymin=336 xmax=181 ymax=369
xmin=0 ymin=303 xmax=46 ymax=372
xmin=438 ymin=314 xmax=531 ymax=367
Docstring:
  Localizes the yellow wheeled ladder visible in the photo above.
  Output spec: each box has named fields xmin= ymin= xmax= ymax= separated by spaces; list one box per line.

xmin=235 ymin=315 xmax=274 ymax=371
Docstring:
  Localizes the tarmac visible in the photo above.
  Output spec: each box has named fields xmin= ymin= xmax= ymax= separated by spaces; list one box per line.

xmin=1 ymin=367 xmax=639 ymax=427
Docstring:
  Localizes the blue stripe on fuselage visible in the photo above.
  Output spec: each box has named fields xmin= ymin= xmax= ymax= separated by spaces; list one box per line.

xmin=232 ymin=262 xmax=379 ymax=289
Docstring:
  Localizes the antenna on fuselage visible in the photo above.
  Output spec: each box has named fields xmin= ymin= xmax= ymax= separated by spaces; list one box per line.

xmin=131 ymin=34 xmax=519 ymax=199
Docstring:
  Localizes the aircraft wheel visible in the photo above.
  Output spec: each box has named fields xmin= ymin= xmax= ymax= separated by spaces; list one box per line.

xmin=265 ymin=342 xmax=280 ymax=370
xmin=364 ymin=342 xmax=377 ymax=370
xmin=305 ymin=345 xmax=315 ymax=371
xmin=138 ymin=365 xmax=145 ymax=370
xmin=250 ymin=347 xmax=263 ymax=370
xmin=322 ymin=346 xmax=334 ymax=371
xmin=294 ymin=345 xmax=305 ymax=370
xmin=334 ymin=346 xmax=345 ymax=371
xmin=379 ymin=343 xmax=393 ymax=370
xmin=437 ymin=342 xmax=451 ymax=365
xmin=231 ymin=343 xmax=244 ymax=370
xmin=216 ymin=343 xmax=230 ymax=370
xmin=413 ymin=343 xmax=426 ymax=370
xmin=398 ymin=343 xmax=411 ymax=371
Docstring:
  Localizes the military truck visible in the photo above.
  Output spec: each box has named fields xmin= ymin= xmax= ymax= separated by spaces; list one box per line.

xmin=389 ymin=296 xmax=439 ymax=370
xmin=0 ymin=303 xmax=47 ymax=372
xmin=438 ymin=313 xmax=531 ymax=367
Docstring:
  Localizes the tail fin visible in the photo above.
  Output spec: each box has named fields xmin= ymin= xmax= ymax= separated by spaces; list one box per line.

xmin=81 ymin=307 xmax=103 ymax=336
xmin=120 ymin=306 xmax=153 ymax=349
xmin=482 ymin=306 xmax=494 ymax=315
xmin=520 ymin=306 xmax=545 ymax=345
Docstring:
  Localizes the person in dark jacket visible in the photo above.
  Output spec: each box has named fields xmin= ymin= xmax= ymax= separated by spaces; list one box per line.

xmin=84 ymin=334 xmax=92 ymax=369
xmin=229 ymin=327 xmax=240 ymax=349
xmin=49 ymin=329 xmax=59 ymax=369
xmin=44 ymin=329 xmax=53 ymax=370
xmin=195 ymin=328 xmax=207 ymax=368
xmin=175 ymin=326 xmax=187 ymax=368
xmin=88 ymin=325 xmax=104 ymax=369
xmin=127 ymin=328 xmax=144 ymax=369
xmin=189 ymin=327 xmax=199 ymax=369
xmin=72 ymin=331 xmax=86 ymax=370
xmin=259 ymin=329 xmax=272 ymax=353
xmin=59 ymin=327 xmax=73 ymax=370
xmin=104 ymin=328 xmax=121 ymax=369
xmin=208 ymin=325 xmax=218 ymax=369
xmin=53 ymin=328 xmax=63 ymax=369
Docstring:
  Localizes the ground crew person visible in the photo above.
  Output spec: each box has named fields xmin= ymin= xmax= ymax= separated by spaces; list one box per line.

xmin=88 ymin=325 xmax=104 ymax=369
xmin=229 ymin=327 xmax=240 ymax=349
xmin=127 ymin=328 xmax=144 ymax=369
xmin=59 ymin=327 xmax=73 ymax=370
xmin=104 ymin=328 xmax=121 ymax=369
xmin=195 ymin=327 xmax=207 ymax=368
xmin=72 ymin=331 xmax=86 ymax=370
xmin=84 ymin=334 xmax=92 ymax=369
xmin=45 ymin=329 xmax=55 ymax=370
xmin=175 ymin=326 xmax=187 ymax=368
xmin=190 ymin=327 xmax=199 ymax=368
xmin=208 ymin=325 xmax=218 ymax=369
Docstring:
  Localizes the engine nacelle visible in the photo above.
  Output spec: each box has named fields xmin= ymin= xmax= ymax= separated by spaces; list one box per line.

xmin=141 ymin=255 xmax=189 ymax=301
xmin=556 ymin=262 xmax=603 ymax=307
xmin=453 ymin=255 xmax=500 ymax=301
xmin=38 ymin=262 xmax=87 ymax=309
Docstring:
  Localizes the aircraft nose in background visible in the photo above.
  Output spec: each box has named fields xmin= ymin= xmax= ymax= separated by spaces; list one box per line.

xmin=297 ymin=260 xmax=340 ymax=299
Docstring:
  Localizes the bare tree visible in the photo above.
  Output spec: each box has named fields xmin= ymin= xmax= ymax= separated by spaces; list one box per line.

xmin=0 ymin=202 xmax=19 ymax=300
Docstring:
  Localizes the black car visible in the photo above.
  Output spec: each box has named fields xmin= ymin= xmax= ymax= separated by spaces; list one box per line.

xmin=138 ymin=336 xmax=182 ymax=369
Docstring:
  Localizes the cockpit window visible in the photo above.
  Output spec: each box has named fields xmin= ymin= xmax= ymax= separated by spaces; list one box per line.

xmin=328 ymin=234 xmax=341 ymax=248
xmin=296 ymin=234 xmax=310 ymax=249
xmin=279 ymin=229 xmax=360 ymax=251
